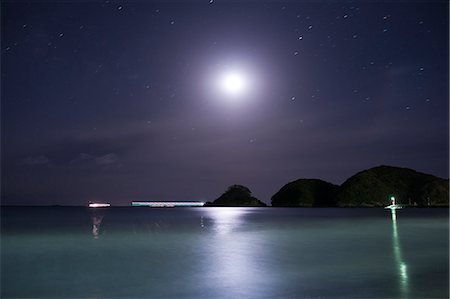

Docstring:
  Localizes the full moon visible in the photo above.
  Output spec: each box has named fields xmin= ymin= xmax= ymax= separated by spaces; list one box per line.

xmin=218 ymin=71 xmax=248 ymax=96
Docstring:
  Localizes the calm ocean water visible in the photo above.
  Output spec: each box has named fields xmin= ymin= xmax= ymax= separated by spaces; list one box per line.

xmin=1 ymin=207 xmax=448 ymax=298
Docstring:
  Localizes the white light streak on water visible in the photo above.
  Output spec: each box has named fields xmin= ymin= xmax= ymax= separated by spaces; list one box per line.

xmin=203 ymin=208 xmax=273 ymax=298
xmin=391 ymin=208 xmax=409 ymax=298
xmin=91 ymin=215 xmax=103 ymax=239
xmin=204 ymin=207 xmax=247 ymax=234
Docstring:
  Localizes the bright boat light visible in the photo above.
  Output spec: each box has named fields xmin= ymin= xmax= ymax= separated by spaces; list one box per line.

xmin=89 ymin=203 xmax=111 ymax=208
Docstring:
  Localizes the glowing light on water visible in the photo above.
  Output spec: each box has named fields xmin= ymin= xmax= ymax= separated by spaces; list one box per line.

xmin=203 ymin=208 xmax=264 ymax=296
xmin=89 ymin=203 xmax=110 ymax=208
xmin=391 ymin=208 xmax=397 ymax=222
xmin=204 ymin=207 xmax=248 ymax=234
xmin=400 ymin=263 xmax=408 ymax=281
xmin=92 ymin=215 xmax=103 ymax=239
xmin=391 ymin=208 xmax=409 ymax=297
xmin=385 ymin=196 xmax=402 ymax=209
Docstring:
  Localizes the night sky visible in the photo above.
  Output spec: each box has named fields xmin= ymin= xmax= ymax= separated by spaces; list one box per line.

xmin=2 ymin=0 xmax=449 ymax=206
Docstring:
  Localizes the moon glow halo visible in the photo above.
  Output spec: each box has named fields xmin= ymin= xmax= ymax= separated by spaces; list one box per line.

xmin=219 ymin=71 xmax=247 ymax=96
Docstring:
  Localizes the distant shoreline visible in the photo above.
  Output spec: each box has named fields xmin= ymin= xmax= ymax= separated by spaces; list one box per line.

xmin=1 ymin=205 xmax=448 ymax=208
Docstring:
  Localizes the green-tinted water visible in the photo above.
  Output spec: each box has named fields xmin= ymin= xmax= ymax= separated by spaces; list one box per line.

xmin=1 ymin=207 xmax=448 ymax=298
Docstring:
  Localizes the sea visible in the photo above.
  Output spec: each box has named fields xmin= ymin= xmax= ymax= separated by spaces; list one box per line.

xmin=1 ymin=207 xmax=448 ymax=299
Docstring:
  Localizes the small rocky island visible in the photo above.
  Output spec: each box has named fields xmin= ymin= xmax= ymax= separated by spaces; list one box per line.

xmin=205 ymin=185 xmax=267 ymax=207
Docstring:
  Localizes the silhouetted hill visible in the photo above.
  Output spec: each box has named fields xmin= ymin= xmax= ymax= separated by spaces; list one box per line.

xmin=206 ymin=185 xmax=267 ymax=207
xmin=336 ymin=165 xmax=449 ymax=207
xmin=270 ymin=165 xmax=448 ymax=207
xmin=271 ymin=179 xmax=339 ymax=207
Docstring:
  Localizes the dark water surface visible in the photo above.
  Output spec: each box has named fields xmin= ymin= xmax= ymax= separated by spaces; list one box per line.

xmin=1 ymin=207 xmax=448 ymax=298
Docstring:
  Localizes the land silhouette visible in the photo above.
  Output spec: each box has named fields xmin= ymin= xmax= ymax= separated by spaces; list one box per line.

xmin=205 ymin=185 xmax=266 ymax=207
xmin=208 ymin=165 xmax=449 ymax=207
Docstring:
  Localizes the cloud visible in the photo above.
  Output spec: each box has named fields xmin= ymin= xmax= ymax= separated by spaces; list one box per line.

xmin=21 ymin=155 xmax=49 ymax=165
xmin=70 ymin=153 xmax=121 ymax=170
xmin=95 ymin=153 xmax=119 ymax=166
